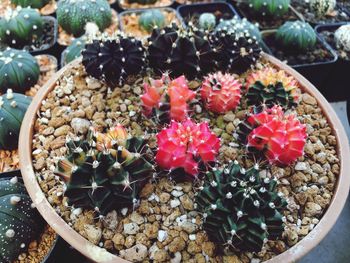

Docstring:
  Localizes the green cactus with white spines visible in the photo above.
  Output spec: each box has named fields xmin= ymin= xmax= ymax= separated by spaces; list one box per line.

xmin=57 ymin=0 xmax=112 ymax=37
xmin=0 ymin=176 xmax=44 ymax=262
xmin=62 ymin=37 xmax=86 ymax=65
xmin=0 ymin=7 xmax=44 ymax=48
xmin=0 ymin=48 xmax=40 ymax=93
xmin=138 ymin=9 xmax=166 ymax=33
xmin=248 ymin=0 xmax=290 ymax=17
xmin=198 ymin=13 xmax=216 ymax=30
xmin=309 ymin=0 xmax=336 ymax=17
xmin=195 ymin=161 xmax=287 ymax=253
xmin=11 ymin=0 xmax=50 ymax=9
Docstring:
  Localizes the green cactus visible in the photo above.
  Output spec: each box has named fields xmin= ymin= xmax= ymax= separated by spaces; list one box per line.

xmin=0 ymin=7 xmax=44 ymax=48
xmin=0 ymin=176 xmax=44 ymax=262
xmin=11 ymin=0 xmax=50 ymax=9
xmin=276 ymin=21 xmax=317 ymax=52
xmin=62 ymin=37 xmax=86 ymax=65
xmin=248 ymin=0 xmax=290 ymax=17
xmin=0 ymin=48 xmax=40 ymax=93
xmin=57 ymin=0 xmax=112 ymax=37
xmin=198 ymin=13 xmax=216 ymax=30
xmin=309 ymin=0 xmax=336 ymax=17
xmin=195 ymin=161 xmax=287 ymax=253
xmin=138 ymin=9 xmax=166 ymax=33
xmin=127 ymin=0 xmax=158 ymax=5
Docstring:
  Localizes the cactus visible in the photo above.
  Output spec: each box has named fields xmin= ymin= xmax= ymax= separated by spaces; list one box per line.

xmin=0 ymin=48 xmax=40 ymax=93
xmin=198 ymin=13 xmax=216 ymax=30
xmin=248 ymin=0 xmax=290 ymax=17
xmin=155 ymin=119 xmax=220 ymax=179
xmin=127 ymin=0 xmax=158 ymax=5
xmin=82 ymin=36 xmax=146 ymax=87
xmin=0 ymin=90 xmax=31 ymax=150
xmin=309 ymin=0 xmax=336 ymax=17
xmin=200 ymin=72 xmax=242 ymax=114
xmin=334 ymin=24 xmax=350 ymax=52
xmin=56 ymin=125 xmax=155 ymax=215
xmin=141 ymin=74 xmax=195 ymax=124
xmin=276 ymin=21 xmax=317 ymax=52
xmin=62 ymin=37 xmax=86 ymax=65
xmin=195 ymin=161 xmax=287 ymax=253
xmin=139 ymin=9 xmax=166 ymax=33
xmin=0 ymin=7 xmax=44 ymax=48
xmin=0 ymin=176 xmax=44 ymax=262
xmin=57 ymin=0 xmax=112 ymax=37
xmin=11 ymin=0 xmax=50 ymax=9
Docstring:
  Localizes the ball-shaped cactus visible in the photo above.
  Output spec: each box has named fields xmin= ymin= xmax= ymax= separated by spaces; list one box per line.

xmin=248 ymin=0 xmax=290 ymax=17
xmin=309 ymin=0 xmax=336 ymax=17
xmin=62 ymin=37 xmax=86 ymax=65
xmin=139 ymin=9 xmax=166 ymax=33
xmin=276 ymin=21 xmax=317 ymax=52
xmin=0 ymin=7 xmax=44 ymax=48
xmin=57 ymin=0 xmax=112 ymax=37
xmin=198 ymin=13 xmax=216 ymax=30
xmin=0 ymin=48 xmax=40 ymax=93
xmin=334 ymin=24 xmax=350 ymax=52
xmin=10 ymin=0 xmax=50 ymax=9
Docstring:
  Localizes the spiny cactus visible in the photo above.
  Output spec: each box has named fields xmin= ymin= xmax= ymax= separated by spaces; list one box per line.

xmin=248 ymin=0 xmax=290 ymax=17
xmin=310 ymin=0 xmax=336 ymax=17
xmin=0 ymin=176 xmax=44 ymax=262
xmin=62 ymin=37 xmax=86 ymax=65
xmin=198 ymin=13 xmax=216 ymax=30
xmin=56 ymin=125 xmax=155 ymax=215
xmin=195 ymin=161 xmax=287 ymax=253
xmin=11 ymin=0 xmax=50 ymax=9
xmin=201 ymin=72 xmax=242 ymax=114
xmin=237 ymin=105 xmax=307 ymax=166
xmin=141 ymin=74 xmax=195 ymax=124
xmin=0 ymin=48 xmax=40 ymax=93
xmin=155 ymin=119 xmax=220 ymax=179
xmin=0 ymin=90 xmax=31 ymax=150
xmin=276 ymin=21 xmax=317 ymax=52
xmin=245 ymin=67 xmax=300 ymax=108
xmin=139 ymin=9 xmax=166 ymax=33
xmin=57 ymin=0 xmax=112 ymax=37
xmin=82 ymin=36 xmax=146 ymax=87
xmin=127 ymin=0 xmax=158 ymax=5
xmin=0 ymin=7 xmax=44 ymax=48
xmin=335 ymin=24 xmax=350 ymax=52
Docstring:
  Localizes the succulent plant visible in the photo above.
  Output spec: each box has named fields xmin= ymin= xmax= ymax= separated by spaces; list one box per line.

xmin=0 ymin=48 xmax=40 ymax=93
xmin=56 ymin=125 xmax=155 ymax=215
xmin=195 ymin=161 xmax=287 ymax=253
xmin=11 ymin=0 xmax=50 ymax=9
xmin=0 ymin=176 xmax=44 ymax=262
xmin=198 ymin=13 xmax=216 ymax=30
xmin=201 ymin=72 xmax=242 ymax=114
xmin=82 ymin=36 xmax=146 ymax=87
xmin=141 ymin=74 xmax=195 ymax=124
xmin=127 ymin=0 xmax=158 ymax=5
xmin=63 ymin=37 xmax=86 ymax=65
xmin=237 ymin=105 xmax=307 ymax=166
xmin=139 ymin=9 xmax=166 ymax=33
xmin=248 ymin=0 xmax=290 ymax=17
xmin=155 ymin=119 xmax=220 ymax=179
xmin=57 ymin=0 xmax=112 ymax=37
xmin=0 ymin=90 xmax=31 ymax=150
xmin=310 ymin=0 xmax=336 ymax=17
xmin=245 ymin=67 xmax=300 ymax=108
xmin=0 ymin=7 xmax=44 ymax=48
xmin=276 ymin=21 xmax=317 ymax=52
xmin=334 ymin=24 xmax=350 ymax=52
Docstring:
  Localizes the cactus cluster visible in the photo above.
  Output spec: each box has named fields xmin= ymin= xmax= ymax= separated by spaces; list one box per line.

xmin=139 ymin=9 xmax=166 ymax=33
xmin=309 ymin=0 xmax=336 ymax=17
xmin=0 ymin=176 xmax=44 ymax=262
xmin=247 ymin=0 xmax=291 ymax=17
xmin=0 ymin=7 xmax=44 ymax=49
xmin=0 ymin=48 xmax=40 ymax=93
xmin=198 ymin=13 xmax=217 ymax=30
xmin=56 ymin=125 xmax=155 ymax=215
xmin=195 ymin=161 xmax=287 ymax=253
xmin=11 ymin=0 xmax=50 ymax=9
xmin=334 ymin=24 xmax=350 ymax=52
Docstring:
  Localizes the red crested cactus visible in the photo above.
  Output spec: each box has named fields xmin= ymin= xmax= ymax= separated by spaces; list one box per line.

xmin=141 ymin=74 xmax=195 ymax=123
xmin=245 ymin=106 xmax=307 ymax=166
xmin=201 ymin=72 xmax=242 ymax=113
xmin=155 ymin=119 xmax=220 ymax=178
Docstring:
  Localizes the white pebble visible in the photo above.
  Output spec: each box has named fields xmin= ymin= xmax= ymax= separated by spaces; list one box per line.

xmin=157 ymin=230 xmax=168 ymax=242
xmin=171 ymin=190 xmax=184 ymax=197
xmin=189 ymin=234 xmax=196 ymax=240
xmin=170 ymin=199 xmax=181 ymax=208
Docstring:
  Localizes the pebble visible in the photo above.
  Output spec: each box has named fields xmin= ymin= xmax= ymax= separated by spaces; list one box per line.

xmin=305 ymin=202 xmax=322 ymax=217
xmin=154 ymin=249 xmax=168 ymax=262
xmin=179 ymin=195 xmax=194 ymax=210
xmin=112 ymin=233 xmax=125 ymax=247
xmin=295 ymin=162 xmax=308 ymax=171
xmin=171 ymin=190 xmax=184 ymax=197
xmin=83 ymin=224 xmax=102 ymax=245
xmin=180 ymin=221 xmax=198 ymax=234
xmin=159 ymin=192 xmax=171 ymax=203
xmin=54 ymin=125 xmax=70 ymax=137
xmin=302 ymin=93 xmax=317 ymax=105
xmin=120 ymin=104 xmax=127 ymax=112
xmin=130 ymin=212 xmax=145 ymax=225
xmin=123 ymin=222 xmax=139 ymax=235
xmin=71 ymin=118 xmax=91 ymax=134
xmin=168 ymin=237 xmax=186 ymax=253
xmin=103 ymin=210 xmax=118 ymax=230
xmin=170 ymin=252 xmax=182 ymax=263
xmin=120 ymin=244 xmax=148 ymax=261
xmin=170 ymin=199 xmax=181 ymax=208
xmin=189 ymin=234 xmax=196 ymax=241
xmin=223 ymin=112 xmax=235 ymax=122
xmin=157 ymin=230 xmax=168 ymax=242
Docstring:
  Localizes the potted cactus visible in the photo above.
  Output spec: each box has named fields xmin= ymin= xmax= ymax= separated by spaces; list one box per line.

xmin=118 ymin=0 xmax=174 ymax=11
xmin=0 ymin=0 xmax=58 ymax=16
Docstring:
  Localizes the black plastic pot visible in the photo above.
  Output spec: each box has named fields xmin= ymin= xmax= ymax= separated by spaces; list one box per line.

xmin=117 ymin=0 xmax=175 ymax=11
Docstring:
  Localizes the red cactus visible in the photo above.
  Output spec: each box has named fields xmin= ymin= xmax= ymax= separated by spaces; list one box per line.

xmin=246 ymin=106 xmax=307 ymax=166
xmin=156 ymin=119 xmax=220 ymax=177
xmin=201 ymin=72 xmax=242 ymax=113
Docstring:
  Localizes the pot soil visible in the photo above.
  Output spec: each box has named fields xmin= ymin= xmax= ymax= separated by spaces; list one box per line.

xmin=118 ymin=0 xmax=174 ymax=10
xmin=0 ymin=0 xmax=57 ymax=16
xmin=19 ymin=54 xmax=350 ymax=262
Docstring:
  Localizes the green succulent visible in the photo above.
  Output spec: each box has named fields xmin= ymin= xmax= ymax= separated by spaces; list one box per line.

xmin=138 ymin=9 xmax=166 ymax=33
xmin=309 ymin=0 xmax=336 ymax=18
xmin=248 ymin=0 xmax=290 ymax=17
xmin=62 ymin=37 xmax=86 ymax=66
xmin=198 ymin=13 xmax=216 ymax=30
xmin=10 ymin=0 xmax=50 ymax=9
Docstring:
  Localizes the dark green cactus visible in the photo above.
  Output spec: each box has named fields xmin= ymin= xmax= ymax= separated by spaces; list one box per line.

xmin=0 ymin=7 xmax=44 ymax=48
xmin=198 ymin=13 xmax=216 ymax=30
xmin=57 ymin=0 xmax=112 ymax=37
xmin=62 ymin=37 xmax=86 ymax=66
xmin=0 ymin=176 xmax=44 ymax=262
xmin=195 ymin=161 xmax=287 ymax=253
xmin=11 ymin=0 xmax=50 ymax=9
xmin=248 ymin=0 xmax=290 ymax=17
xmin=0 ymin=48 xmax=40 ymax=93
xmin=139 ymin=9 xmax=166 ymax=33
xmin=127 ymin=0 xmax=158 ymax=5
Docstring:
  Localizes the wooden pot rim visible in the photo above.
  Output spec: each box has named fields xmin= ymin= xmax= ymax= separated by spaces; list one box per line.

xmin=19 ymin=54 xmax=350 ymax=263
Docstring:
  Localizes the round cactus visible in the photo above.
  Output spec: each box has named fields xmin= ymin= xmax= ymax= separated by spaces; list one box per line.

xmin=248 ymin=0 xmax=291 ymax=17
xmin=309 ymin=0 xmax=336 ymax=17
xmin=57 ymin=0 xmax=112 ymax=37
xmin=0 ymin=48 xmax=40 ymax=93
xmin=10 ymin=0 xmax=50 ymax=9
xmin=62 ymin=37 xmax=86 ymax=65
xmin=0 ymin=176 xmax=44 ymax=262
xmin=198 ymin=13 xmax=216 ymax=30
xmin=0 ymin=7 xmax=44 ymax=48
xmin=276 ymin=21 xmax=317 ymax=52
xmin=139 ymin=9 xmax=166 ymax=33
xmin=334 ymin=24 xmax=350 ymax=52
